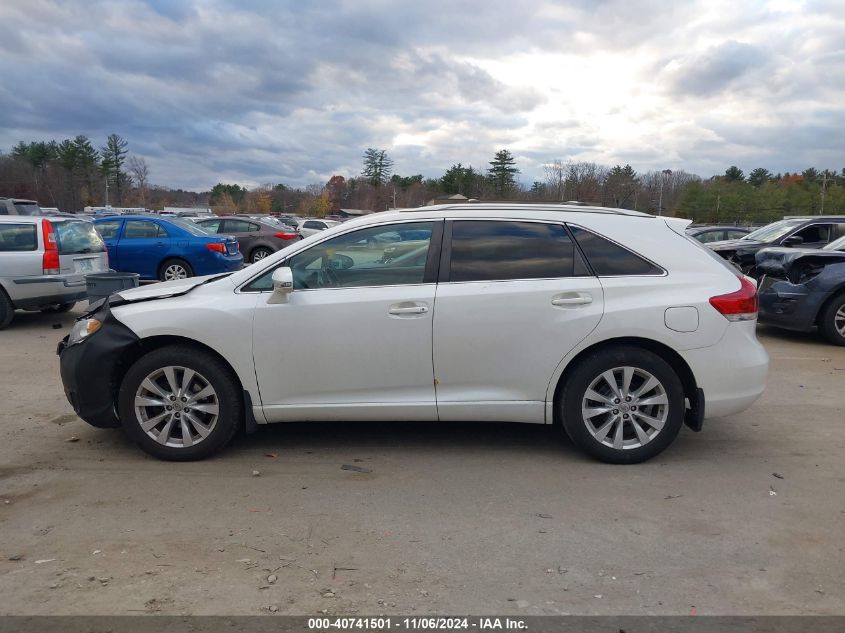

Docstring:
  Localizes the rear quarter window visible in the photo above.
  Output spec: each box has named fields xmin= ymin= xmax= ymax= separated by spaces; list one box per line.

xmin=0 ymin=224 xmax=37 ymax=251
xmin=568 ymin=225 xmax=663 ymax=276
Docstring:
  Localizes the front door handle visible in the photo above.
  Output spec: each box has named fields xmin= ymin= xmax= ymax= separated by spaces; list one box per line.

xmin=551 ymin=293 xmax=593 ymax=307
xmin=388 ymin=303 xmax=429 ymax=316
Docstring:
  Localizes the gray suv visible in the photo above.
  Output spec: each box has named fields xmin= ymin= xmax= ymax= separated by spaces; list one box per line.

xmin=0 ymin=197 xmax=43 ymax=215
xmin=0 ymin=216 xmax=109 ymax=328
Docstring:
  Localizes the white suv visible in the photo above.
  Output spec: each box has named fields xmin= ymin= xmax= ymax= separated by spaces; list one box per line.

xmin=1 ymin=216 xmax=109 ymax=328
xmin=57 ymin=204 xmax=768 ymax=463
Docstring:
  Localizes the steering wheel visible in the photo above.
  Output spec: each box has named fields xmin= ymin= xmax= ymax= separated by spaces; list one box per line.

xmin=318 ymin=266 xmax=341 ymax=288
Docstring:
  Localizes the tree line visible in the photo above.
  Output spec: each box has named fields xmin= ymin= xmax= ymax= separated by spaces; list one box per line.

xmin=3 ymin=135 xmax=843 ymax=223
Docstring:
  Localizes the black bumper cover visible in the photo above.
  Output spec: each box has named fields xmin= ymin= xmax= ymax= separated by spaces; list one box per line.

xmin=57 ymin=303 xmax=139 ymax=428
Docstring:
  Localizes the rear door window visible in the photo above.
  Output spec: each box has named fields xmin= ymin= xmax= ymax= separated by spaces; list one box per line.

xmin=95 ymin=220 xmax=122 ymax=239
xmin=223 ymin=219 xmax=255 ymax=233
xmin=448 ymin=220 xmax=578 ymax=282
xmin=568 ymin=225 xmax=663 ymax=276
xmin=197 ymin=219 xmax=222 ymax=233
xmin=0 ymin=224 xmax=37 ymax=251
xmin=54 ymin=221 xmax=106 ymax=254
xmin=123 ymin=220 xmax=162 ymax=238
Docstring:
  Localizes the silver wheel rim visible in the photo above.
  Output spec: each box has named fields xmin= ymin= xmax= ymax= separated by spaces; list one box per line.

xmin=134 ymin=365 xmax=219 ymax=448
xmin=252 ymin=249 xmax=270 ymax=262
xmin=581 ymin=366 xmax=669 ymax=450
xmin=835 ymin=305 xmax=845 ymax=337
xmin=164 ymin=264 xmax=188 ymax=280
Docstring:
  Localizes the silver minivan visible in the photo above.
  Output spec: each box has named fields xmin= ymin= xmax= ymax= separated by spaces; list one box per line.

xmin=0 ymin=216 xmax=109 ymax=328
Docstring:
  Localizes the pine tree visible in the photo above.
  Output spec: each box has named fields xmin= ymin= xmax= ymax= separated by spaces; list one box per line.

xmin=487 ymin=149 xmax=519 ymax=198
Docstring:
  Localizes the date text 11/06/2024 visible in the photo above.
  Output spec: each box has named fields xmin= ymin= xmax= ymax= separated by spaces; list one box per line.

xmin=307 ymin=617 xmax=527 ymax=630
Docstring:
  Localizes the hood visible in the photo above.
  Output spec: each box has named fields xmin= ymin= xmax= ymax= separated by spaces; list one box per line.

xmin=706 ymin=238 xmax=759 ymax=251
xmin=111 ymin=273 xmax=233 ymax=304
xmin=756 ymin=247 xmax=845 ymax=281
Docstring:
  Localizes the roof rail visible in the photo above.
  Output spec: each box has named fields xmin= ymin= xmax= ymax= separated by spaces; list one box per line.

xmin=400 ymin=202 xmax=651 ymax=217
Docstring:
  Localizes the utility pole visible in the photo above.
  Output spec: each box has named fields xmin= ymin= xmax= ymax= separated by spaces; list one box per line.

xmin=821 ymin=172 xmax=828 ymax=214
xmin=105 ymin=178 xmax=109 ymax=207
xmin=657 ymin=168 xmax=672 ymax=215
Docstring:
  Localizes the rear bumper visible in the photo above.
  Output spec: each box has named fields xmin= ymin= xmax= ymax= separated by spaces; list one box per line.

xmin=680 ymin=320 xmax=768 ymax=419
xmin=11 ymin=276 xmax=88 ymax=308
xmin=57 ymin=304 xmax=139 ymax=428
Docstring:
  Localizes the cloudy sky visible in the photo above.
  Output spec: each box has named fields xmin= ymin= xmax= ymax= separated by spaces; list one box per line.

xmin=1 ymin=0 xmax=843 ymax=190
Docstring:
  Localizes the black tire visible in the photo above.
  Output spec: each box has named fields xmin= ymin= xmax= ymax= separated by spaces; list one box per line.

xmin=159 ymin=258 xmax=194 ymax=282
xmin=118 ymin=345 xmax=243 ymax=461
xmin=40 ymin=302 xmax=76 ymax=314
xmin=560 ymin=346 xmax=685 ymax=464
xmin=250 ymin=246 xmax=273 ymax=263
xmin=819 ymin=292 xmax=845 ymax=346
xmin=0 ymin=289 xmax=14 ymax=330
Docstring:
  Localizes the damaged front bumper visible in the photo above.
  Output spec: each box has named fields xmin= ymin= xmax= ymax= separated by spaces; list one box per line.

xmin=57 ymin=300 xmax=140 ymax=428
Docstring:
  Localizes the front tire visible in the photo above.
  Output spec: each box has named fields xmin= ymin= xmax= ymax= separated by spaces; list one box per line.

xmin=560 ymin=346 xmax=685 ymax=464
xmin=159 ymin=259 xmax=193 ymax=281
xmin=819 ymin=292 xmax=845 ymax=346
xmin=118 ymin=346 xmax=243 ymax=460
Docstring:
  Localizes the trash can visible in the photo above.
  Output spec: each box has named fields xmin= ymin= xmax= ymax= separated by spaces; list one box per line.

xmin=85 ymin=271 xmax=140 ymax=302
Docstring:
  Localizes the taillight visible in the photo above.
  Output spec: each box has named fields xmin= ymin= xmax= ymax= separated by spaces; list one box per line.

xmin=206 ymin=242 xmax=226 ymax=253
xmin=709 ymin=275 xmax=758 ymax=321
xmin=42 ymin=218 xmax=60 ymax=274
xmin=274 ymin=231 xmax=297 ymax=240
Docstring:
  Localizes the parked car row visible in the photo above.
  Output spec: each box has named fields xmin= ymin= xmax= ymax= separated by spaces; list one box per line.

xmin=704 ymin=216 xmax=845 ymax=346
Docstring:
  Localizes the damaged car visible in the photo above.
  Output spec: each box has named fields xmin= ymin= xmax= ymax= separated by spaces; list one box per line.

xmin=707 ymin=216 xmax=845 ymax=275
xmin=756 ymin=235 xmax=845 ymax=345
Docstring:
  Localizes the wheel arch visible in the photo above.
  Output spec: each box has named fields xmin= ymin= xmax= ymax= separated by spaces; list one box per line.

xmin=549 ymin=336 xmax=698 ymax=426
xmin=814 ymin=284 xmax=845 ymax=325
xmin=113 ymin=334 xmax=250 ymax=420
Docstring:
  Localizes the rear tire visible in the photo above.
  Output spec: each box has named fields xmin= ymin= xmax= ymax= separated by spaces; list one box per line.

xmin=250 ymin=247 xmax=273 ymax=263
xmin=118 ymin=345 xmax=243 ymax=461
xmin=819 ymin=292 xmax=845 ymax=346
xmin=159 ymin=259 xmax=193 ymax=281
xmin=0 ymin=290 xmax=14 ymax=330
xmin=560 ymin=346 xmax=685 ymax=464
xmin=41 ymin=302 xmax=76 ymax=314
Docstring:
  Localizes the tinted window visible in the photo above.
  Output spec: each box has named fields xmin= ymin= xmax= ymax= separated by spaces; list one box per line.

xmin=695 ymin=230 xmax=725 ymax=243
xmin=13 ymin=202 xmax=42 ymax=216
xmin=792 ymin=224 xmax=831 ymax=244
xmin=246 ymin=222 xmax=434 ymax=291
xmin=225 ymin=219 xmax=257 ymax=233
xmin=54 ymin=221 xmax=106 ymax=254
xmin=0 ymin=224 xmax=37 ymax=251
xmin=303 ymin=220 xmax=324 ymax=229
xmin=95 ymin=220 xmax=122 ymax=239
xmin=197 ymin=219 xmax=222 ymax=233
xmin=725 ymin=230 xmax=748 ymax=240
xmin=449 ymin=221 xmax=575 ymax=282
xmin=569 ymin=226 xmax=663 ymax=276
xmin=124 ymin=220 xmax=161 ymax=238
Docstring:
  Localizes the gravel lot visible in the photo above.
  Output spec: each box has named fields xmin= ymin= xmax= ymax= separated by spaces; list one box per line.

xmin=1 ymin=306 xmax=843 ymax=615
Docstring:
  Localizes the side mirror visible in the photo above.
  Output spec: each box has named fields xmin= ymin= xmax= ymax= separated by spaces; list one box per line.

xmin=782 ymin=235 xmax=804 ymax=247
xmin=268 ymin=267 xmax=293 ymax=304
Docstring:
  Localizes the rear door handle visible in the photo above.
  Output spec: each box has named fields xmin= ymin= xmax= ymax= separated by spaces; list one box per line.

xmin=551 ymin=293 xmax=593 ymax=307
xmin=388 ymin=304 xmax=429 ymax=316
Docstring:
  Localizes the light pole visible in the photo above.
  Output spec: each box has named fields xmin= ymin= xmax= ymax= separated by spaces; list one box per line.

xmin=657 ymin=168 xmax=672 ymax=215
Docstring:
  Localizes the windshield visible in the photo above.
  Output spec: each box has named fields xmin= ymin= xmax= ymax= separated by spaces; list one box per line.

xmin=742 ymin=219 xmax=804 ymax=242
xmin=166 ymin=217 xmax=211 ymax=236
xmin=823 ymin=235 xmax=845 ymax=251
xmin=55 ymin=220 xmax=106 ymax=254
xmin=13 ymin=202 xmax=42 ymax=216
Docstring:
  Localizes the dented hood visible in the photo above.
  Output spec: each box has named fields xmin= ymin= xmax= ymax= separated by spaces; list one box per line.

xmin=756 ymin=247 xmax=845 ymax=276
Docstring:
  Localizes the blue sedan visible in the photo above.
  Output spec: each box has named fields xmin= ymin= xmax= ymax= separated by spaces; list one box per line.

xmin=93 ymin=215 xmax=243 ymax=281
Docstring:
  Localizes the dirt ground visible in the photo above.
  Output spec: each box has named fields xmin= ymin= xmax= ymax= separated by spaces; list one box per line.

xmin=0 ymin=306 xmax=843 ymax=616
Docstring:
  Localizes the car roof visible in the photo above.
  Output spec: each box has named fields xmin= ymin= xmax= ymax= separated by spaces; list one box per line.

xmin=399 ymin=202 xmax=652 ymax=217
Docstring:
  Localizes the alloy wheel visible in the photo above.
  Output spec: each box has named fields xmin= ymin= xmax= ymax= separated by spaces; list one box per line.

xmin=164 ymin=264 xmax=189 ymax=280
xmin=252 ymin=249 xmax=271 ymax=262
xmin=835 ymin=305 xmax=845 ymax=337
xmin=133 ymin=365 xmax=219 ymax=448
xmin=581 ymin=366 xmax=669 ymax=450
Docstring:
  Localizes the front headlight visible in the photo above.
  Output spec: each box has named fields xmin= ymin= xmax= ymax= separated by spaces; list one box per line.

xmin=68 ymin=318 xmax=102 ymax=345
